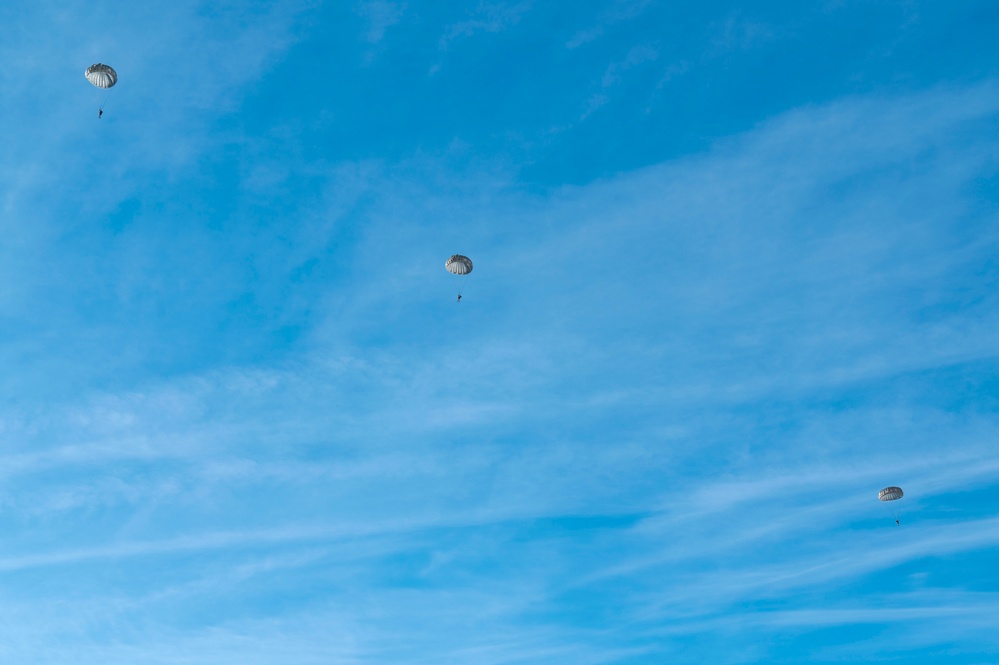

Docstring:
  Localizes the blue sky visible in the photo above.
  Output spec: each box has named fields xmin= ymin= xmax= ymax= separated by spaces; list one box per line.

xmin=0 ymin=1 xmax=997 ymax=663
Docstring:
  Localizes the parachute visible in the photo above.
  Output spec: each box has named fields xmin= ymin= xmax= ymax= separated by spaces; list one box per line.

xmin=878 ymin=486 xmax=903 ymax=502
xmin=85 ymin=63 xmax=117 ymax=118
xmin=445 ymin=255 xmax=473 ymax=275
xmin=445 ymin=254 xmax=473 ymax=301
xmin=878 ymin=486 xmax=904 ymax=525
xmin=85 ymin=64 xmax=117 ymax=89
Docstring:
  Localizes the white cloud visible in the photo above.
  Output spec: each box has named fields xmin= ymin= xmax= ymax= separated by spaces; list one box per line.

xmin=356 ymin=0 xmax=407 ymax=44
xmin=0 ymin=70 xmax=997 ymax=661
xmin=438 ymin=1 xmax=532 ymax=49
xmin=566 ymin=0 xmax=655 ymax=49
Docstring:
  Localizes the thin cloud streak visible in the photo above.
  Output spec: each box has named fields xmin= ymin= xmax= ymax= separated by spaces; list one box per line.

xmin=0 ymin=54 xmax=996 ymax=661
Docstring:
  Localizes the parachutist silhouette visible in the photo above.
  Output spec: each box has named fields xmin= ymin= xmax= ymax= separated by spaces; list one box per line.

xmin=878 ymin=486 xmax=904 ymax=525
xmin=85 ymin=63 xmax=117 ymax=122
xmin=446 ymin=255 xmax=472 ymax=304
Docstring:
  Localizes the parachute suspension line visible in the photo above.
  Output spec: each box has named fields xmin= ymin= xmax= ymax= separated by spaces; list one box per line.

xmin=880 ymin=501 xmax=901 ymax=524
xmin=99 ymin=89 xmax=111 ymax=113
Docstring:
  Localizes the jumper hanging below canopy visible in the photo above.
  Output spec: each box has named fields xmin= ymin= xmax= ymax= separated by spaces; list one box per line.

xmin=445 ymin=254 xmax=473 ymax=302
xmin=85 ymin=63 xmax=117 ymax=118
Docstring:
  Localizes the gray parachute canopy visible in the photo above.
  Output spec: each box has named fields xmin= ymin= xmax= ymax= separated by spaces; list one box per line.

xmin=85 ymin=63 xmax=117 ymax=89
xmin=445 ymin=254 xmax=473 ymax=275
xmin=878 ymin=486 xmax=904 ymax=502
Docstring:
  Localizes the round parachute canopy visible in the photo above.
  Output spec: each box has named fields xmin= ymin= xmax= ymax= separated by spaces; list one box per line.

xmin=878 ymin=486 xmax=904 ymax=502
xmin=85 ymin=63 xmax=117 ymax=89
xmin=445 ymin=254 xmax=473 ymax=275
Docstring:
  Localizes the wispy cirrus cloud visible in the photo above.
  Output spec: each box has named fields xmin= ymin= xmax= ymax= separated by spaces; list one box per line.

xmin=565 ymin=0 xmax=655 ymax=49
xmin=356 ymin=0 xmax=407 ymax=44
xmin=0 ymin=47 xmax=997 ymax=661
xmin=438 ymin=1 xmax=532 ymax=49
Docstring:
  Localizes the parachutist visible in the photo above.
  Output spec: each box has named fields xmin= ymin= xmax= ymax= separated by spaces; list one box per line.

xmin=878 ymin=486 xmax=904 ymax=525
xmin=445 ymin=254 xmax=472 ymax=303
xmin=85 ymin=63 xmax=117 ymax=120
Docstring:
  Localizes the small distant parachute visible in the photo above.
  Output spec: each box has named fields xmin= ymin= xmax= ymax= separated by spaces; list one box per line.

xmin=878 ymin=486 xmax=904 ymax=502
xmin=445 ymin=254 xmax=473 ymax=275
xmin=445 ymin=254 xmax=473 ymax=302
xmin=85 ymin=63 xmax=117 ymax=118
xmin=878 ymin=486 xmax=904 ymax=525
xmin=85 ymin=63 xmax=117 ymax=89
